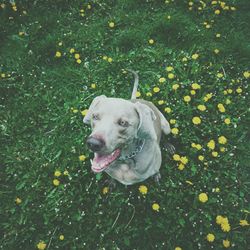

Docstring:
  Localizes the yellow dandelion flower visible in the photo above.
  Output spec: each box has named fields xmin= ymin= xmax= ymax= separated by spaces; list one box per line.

xmin=243 ymin=71 xmax=250 ymax=78
xmin=74 ymin=53 xmax=81 ymax=60
xmin=37 ymin=241 xmax=46 ymax=250
xmin=136 ymin=91 xmax=141 ymax=97
xmin=69 ymin=48 xmax=75 ymax=54
xmin=217 ymin=73 xmax=224 ymax=78
xmin=198 ymin=155 xmax=204 ymax=161
xmin=63 ymin=170 xmax=69 ymax=176
xmin=191 ymin=83 xmax=201 ymax=90
xmin=139 ymin=185 xmax=148 ymax=195
xmin=173 ymin=154 xmax=181 ymax=161
xmin=214 ymin=49 xmax=220 ymax=54
xmin=109 ymin=22 xmax=115 ymax=28
xmin=183 ymin=95 xmax=191 ymax=102
xmin=216 ymin=33 xmax=221 ymax=38
xmin=207 ymin=233 xmax=215 ymax=242
xmin=102 ymin=187 xmax=109 ymax=194
xmin=59 ymin=235 xmax=64 ymax=240
xmin=204 ymin=93 xmax=213 ymax=101
xmin=170 ymin=119 xmax=176 ymax=124
xmin=195 ymin=144 xmax=202 ymax=150
xmin=172 ymin=84 xmax=180 ymax=90
xmin=81 ymin=109 xmax=88 ymax=116
xmin=212 ymin=151 xmax=218 ymax=157
xmin=158 ymin=100 xmax=164 ymax=105
xmin=215 ymin=9 xmax=220 ymax=14
xmin=221 ymin=222 xmax=231 ymax=232
xmin=164 ymin=107 xmax=171 ymax=113
xmin=148 ymin=39 xmax=154 ymax=44
xmin=152 ymin=203 xmax=160 ymax=211
xmin=199 ymin=193 xmax=208 ymax=203
xmin=180 ymin=156 xmax=188 ymax=165
xmin=91 ymin=83 xmax=96 ymax=89
xmin=216 ymin=215 xmax=224 ymax=224
xmin=220 ymin=147 xmax=226 ymax=152
xmin=168 ymin=73 xmax=175 ymax=79
xmin=175 ymin=247 xmax=182 ymax=250
xmin=153 ymin=87 xmax=160 ymax=93
xmin=15 ymin=197 xmax=22 ymax=204
xmin=146 ymin=92 xmax=152 ymax=97
xmin=236 ymin=88 xmax=242 ymax=94
xmin=76 ymin=59 xmax=81 ymax=64
xmin=223 ymin=239 xmax=230 ymax=248
xmin=182 ymin=57 xmax=187 ymax=62
xmin=171 ymin=128 xmax=179 ymax=135
xmin=218 ymin=136 xmax=227 ymax=144
xmin=224 ymin=118 xmax=231 ymax=124
xmin=197 ymin=105 xmax=206 ymax=111
xmin=79 ymin=155 xmax=86 ymax=161
xmin=54 ymin=170 xmax=61 ymax=177
xmin=192 ymin=53 xmax=199 ymax=60
xmin=166 ymin=66 xmax=174 ymax=71
xmin=192 ymin=117 xmax=201 ymax=125
xmin=239 ymin=219 xmax=249 ymax=226
xmin=178 ymin=163 xmax=185 ymax=170
xmin=55 ymin=51 xmax=61 ymax=58
xmin=159 ymin=77 xmax=166 ymax=83
xmin=207 ymin=140 xmax=215 ymax=150
xmin=53 ymin=179 xmax=60 ymax=186
xmin=102 ymin=55 xmax=108 ymax=60
xmin=107 ymin=57 xmax=113 ymax=63
xmin=218 ymin=103 xmax=226 ymax=112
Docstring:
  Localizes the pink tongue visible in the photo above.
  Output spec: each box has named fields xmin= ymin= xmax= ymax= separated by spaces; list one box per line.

xmin=95 ymin=154 xmax=110 ymax=163
xmin=91 ymin=149 xmax=120 ymax=173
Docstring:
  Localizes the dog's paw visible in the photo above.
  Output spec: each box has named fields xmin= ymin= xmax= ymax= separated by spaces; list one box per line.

xmin=165 ymin=142 xmax=175 ymax=155
xmin=153 ymin=172 xmax=161 ymax=185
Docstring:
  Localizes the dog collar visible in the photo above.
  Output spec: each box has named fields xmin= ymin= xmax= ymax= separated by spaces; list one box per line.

xmin=118 ymin=139 xmax=145 ymax=161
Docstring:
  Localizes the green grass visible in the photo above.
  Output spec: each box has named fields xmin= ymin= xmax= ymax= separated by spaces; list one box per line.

xmin=1 ymin=0 xmax=250 ymax=249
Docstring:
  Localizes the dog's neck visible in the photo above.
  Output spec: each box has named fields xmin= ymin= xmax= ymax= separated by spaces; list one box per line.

xmin=118 ymin=138 xmax=145 ymax=161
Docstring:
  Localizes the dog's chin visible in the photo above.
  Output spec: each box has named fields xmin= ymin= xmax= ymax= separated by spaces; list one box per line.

xmin=91 ymin=148 xmax=121 ymax=173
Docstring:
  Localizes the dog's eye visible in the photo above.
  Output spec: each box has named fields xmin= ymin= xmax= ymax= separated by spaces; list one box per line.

xmin=92 ymin=114 xmax=100 ymax=120
xmin=118 ymin=119 xmax=129 ymax=127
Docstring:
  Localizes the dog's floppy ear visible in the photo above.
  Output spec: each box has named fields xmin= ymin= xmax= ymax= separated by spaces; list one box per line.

xmin=134 ymin=102 xmax=157 ymax=140
xmin=83 ymin=95 xmax=106 ymax=124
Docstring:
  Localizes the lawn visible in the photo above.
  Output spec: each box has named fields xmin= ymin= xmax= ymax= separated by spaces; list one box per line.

xmin=0 ymin=0 xmax=249 ymax=249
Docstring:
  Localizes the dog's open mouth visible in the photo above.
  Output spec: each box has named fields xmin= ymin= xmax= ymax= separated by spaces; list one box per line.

xmin=91 ymin=149 xmax=121 ymax=173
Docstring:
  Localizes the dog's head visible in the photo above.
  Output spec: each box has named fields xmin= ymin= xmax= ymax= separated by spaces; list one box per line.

xmin=83 ymin=95 xmax=157 ymax=173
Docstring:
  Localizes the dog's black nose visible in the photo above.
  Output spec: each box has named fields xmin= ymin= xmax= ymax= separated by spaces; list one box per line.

xmin=86 ymin=136 xmax=105 ymax=152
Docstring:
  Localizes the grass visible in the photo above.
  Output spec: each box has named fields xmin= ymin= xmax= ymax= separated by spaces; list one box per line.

xmin=0 ymin=0 xmax=250 ymax=249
